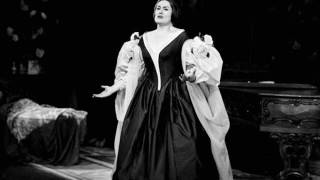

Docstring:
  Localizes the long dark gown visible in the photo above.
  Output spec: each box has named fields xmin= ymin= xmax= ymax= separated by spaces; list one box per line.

xmin=113 ymin=31 xmax=219 ymax=180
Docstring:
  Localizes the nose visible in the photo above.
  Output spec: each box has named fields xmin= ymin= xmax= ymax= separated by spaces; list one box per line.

xmin=158 ymin=9 xmax=163 ymax=14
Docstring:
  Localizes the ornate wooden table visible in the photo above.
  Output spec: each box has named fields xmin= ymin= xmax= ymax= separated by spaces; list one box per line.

xmin=220 ymin=82 xmax=320 ymax=180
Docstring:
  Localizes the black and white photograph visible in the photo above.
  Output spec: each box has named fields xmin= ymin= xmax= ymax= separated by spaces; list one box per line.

xmin=0 ymin=0 xmax=319 ymax=179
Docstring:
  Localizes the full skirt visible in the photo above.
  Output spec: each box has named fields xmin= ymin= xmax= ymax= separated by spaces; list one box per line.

xmin=113 ymin=77 xmax=218 ymax=180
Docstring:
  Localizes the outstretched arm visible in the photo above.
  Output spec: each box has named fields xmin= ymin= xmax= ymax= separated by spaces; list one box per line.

xmin=92 ymin=32 xmax=142 ymax=99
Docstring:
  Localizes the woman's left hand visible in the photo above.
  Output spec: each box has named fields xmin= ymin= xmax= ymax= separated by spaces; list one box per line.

xmin=185 ymin=67 xmax=196 ymax=82
xmin=180 ymin=67 xmax=196 ymax=83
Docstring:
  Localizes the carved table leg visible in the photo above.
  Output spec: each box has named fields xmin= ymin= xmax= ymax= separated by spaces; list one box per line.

xmin=271 ymin=133 xmax=317 ymax=180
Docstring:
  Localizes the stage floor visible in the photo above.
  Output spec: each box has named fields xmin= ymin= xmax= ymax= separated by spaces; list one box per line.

xmin=1 ymin=146 xmax=318 ymax=180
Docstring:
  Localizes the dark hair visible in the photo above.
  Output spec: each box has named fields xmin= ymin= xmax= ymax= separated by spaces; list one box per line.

xmin=153 ymin=0 xmax=181 ymax=25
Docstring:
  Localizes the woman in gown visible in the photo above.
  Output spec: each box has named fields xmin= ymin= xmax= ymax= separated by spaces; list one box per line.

xmin=92 ymin=0 xmax=233 ymax=179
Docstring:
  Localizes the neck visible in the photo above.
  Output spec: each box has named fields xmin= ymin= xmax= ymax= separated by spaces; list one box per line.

xmin=156 ymin=23 xmax=174 ymax=32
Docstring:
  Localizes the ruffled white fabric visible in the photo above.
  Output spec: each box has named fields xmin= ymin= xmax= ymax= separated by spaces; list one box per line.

xmin=114 ymin=37 xmax=144 ymax=122
xmin=112 ymin=34 xmax=144 ymax=176
xmin=182 ymin=37 xmax=233 ymax=180
xmin=112 ymin=33 xmax=233 ymax=180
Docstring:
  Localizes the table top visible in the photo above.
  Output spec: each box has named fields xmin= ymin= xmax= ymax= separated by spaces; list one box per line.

xmin=220 ymin=81 xmax=320 ymax=98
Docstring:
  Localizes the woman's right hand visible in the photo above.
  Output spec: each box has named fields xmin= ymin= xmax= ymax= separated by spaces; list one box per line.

xmin=92 ymin=85 xmax=114 ymax=98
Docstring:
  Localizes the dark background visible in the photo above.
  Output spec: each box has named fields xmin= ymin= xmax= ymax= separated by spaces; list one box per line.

xmin=1 ymin=0 xmax=320 ymax=146
xmin=58 ymin=0 xmax=320 ymax=84
xmin=2 ymin=0 xmax=319 ymax=85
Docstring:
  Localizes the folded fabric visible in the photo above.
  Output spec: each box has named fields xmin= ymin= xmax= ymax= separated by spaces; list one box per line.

xmin=7 ymin=98 xmax=87 ymax=141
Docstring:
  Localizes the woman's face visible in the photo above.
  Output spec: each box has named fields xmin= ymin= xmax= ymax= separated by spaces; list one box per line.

xmin=154 ymin=0 xmax=173 ymax=25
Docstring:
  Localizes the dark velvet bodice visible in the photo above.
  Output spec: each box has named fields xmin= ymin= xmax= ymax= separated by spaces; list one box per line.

xmin=138 ymin=32 xmax=188 ymax=90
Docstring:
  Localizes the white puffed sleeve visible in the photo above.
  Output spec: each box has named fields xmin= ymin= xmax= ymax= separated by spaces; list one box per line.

xmin=114 ymin=33 xmax=144 ymax=122
xmin=112 ymin=33 xmax=144 ymax=178
xmin=181 ymin=36 xmax=223 ymax=86
xmin=182 ymin=35 xmax=233 ymax=180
